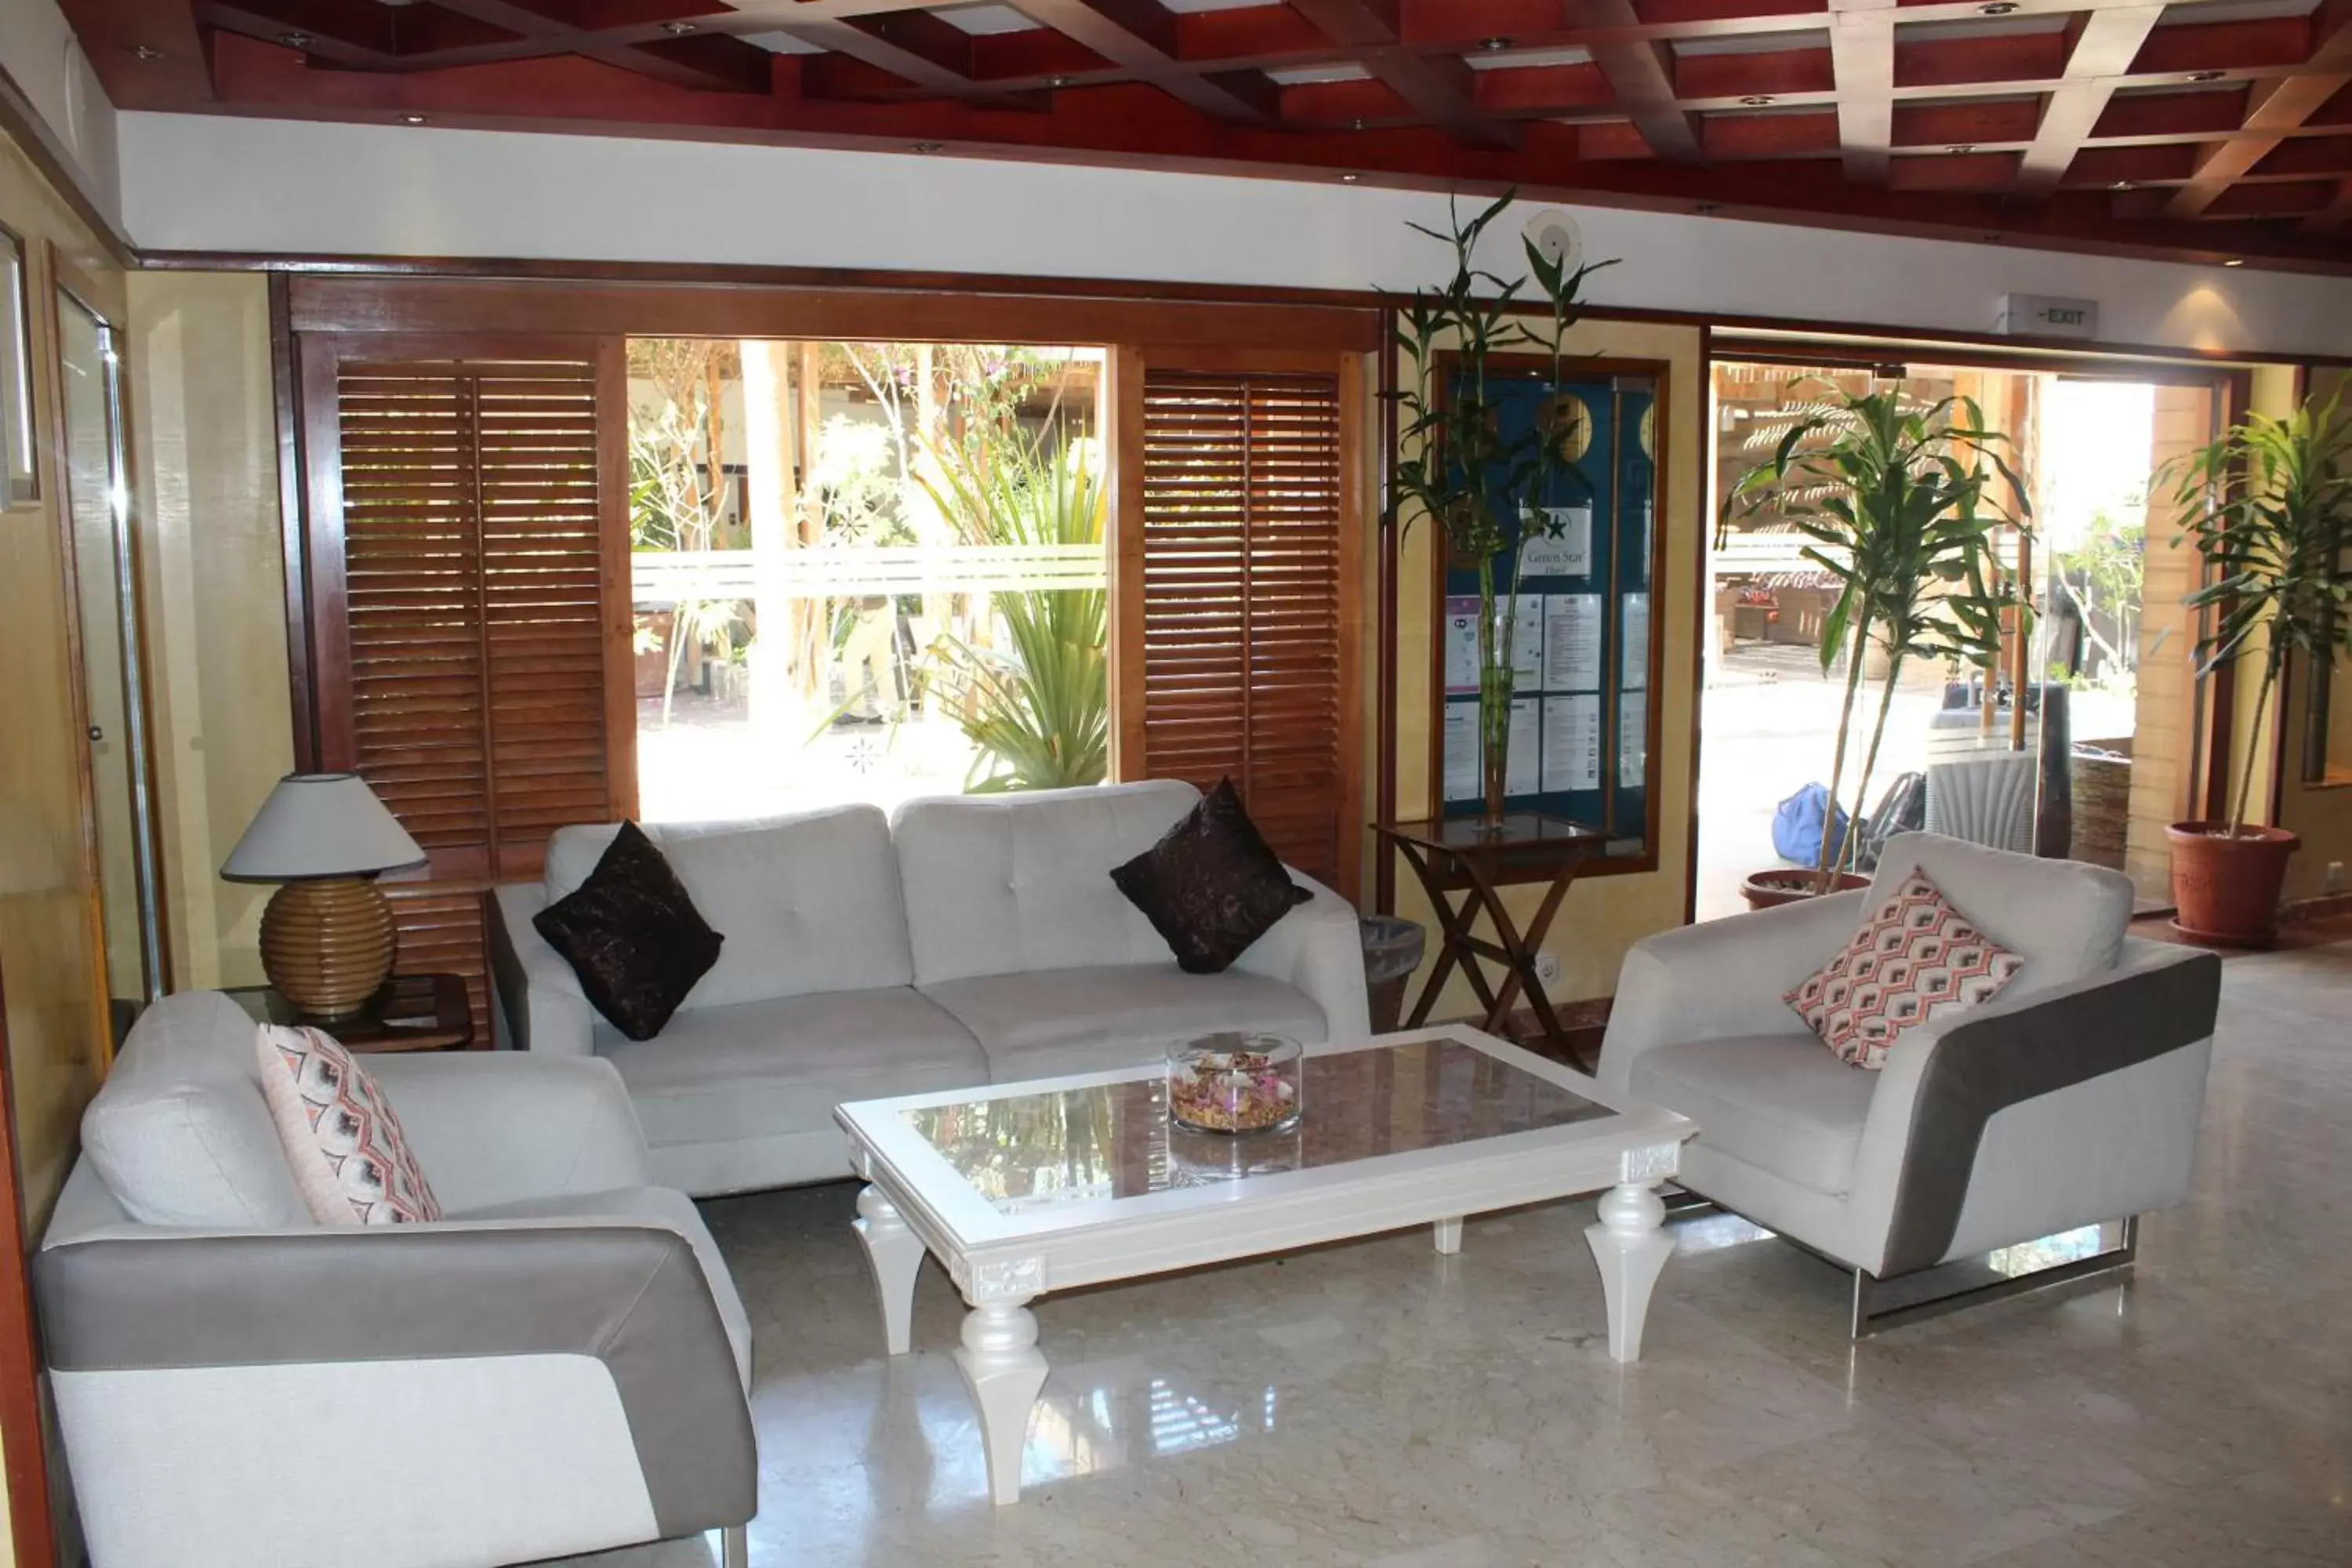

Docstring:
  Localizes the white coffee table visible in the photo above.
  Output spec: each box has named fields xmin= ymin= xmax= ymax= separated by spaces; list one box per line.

xmin=833 ymin=1025 xmax=1696 ymax=1504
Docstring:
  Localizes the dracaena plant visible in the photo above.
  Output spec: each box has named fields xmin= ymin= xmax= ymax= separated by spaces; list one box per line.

xmin=2160 ymin=388 xmax=2352 ymax=838
xmin=1721 ymin=383 xmax=2031 ymax=880
xmin=1385 ymin=191 xmax=1616 ymax=820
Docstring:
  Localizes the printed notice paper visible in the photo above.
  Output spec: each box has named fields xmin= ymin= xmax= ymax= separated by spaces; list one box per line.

xmin=1443 ymin=703 xmax=1482 ymax=801
xmin=1443 ymin=597 xmax=1481 ymax=694
xmin=1541 ymin=694 xmax=1601 ymax=793
xmin=1620 ymin=690 xmax=1647 ymax=789
xmin=1518 ymin=506 xmax=1593 ymax=578
xmin=1508 ymin=697 xmax=1541 ymax=797
xmin=1543 ymin=595 xmax=1602 ymax=691
xmin=1621 ymin=592 xmax=1650 ymax=689
xmin=1501 ymin=604 xmax=1544 ymax=688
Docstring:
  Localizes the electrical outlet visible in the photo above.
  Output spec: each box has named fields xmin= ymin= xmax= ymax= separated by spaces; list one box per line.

xmin=1533 ymin=952 xmax=1562 ymax=985
xmin=2326 ymin=861 xmax=2348 ymax=894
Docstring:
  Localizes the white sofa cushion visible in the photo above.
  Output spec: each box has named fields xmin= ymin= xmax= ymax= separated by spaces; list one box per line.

xmin=1629 ymin=1034 xmax=1879 ymax=1196
xmin=1867 ymin=832 xmax=2132 ymax=1001
xmin=892 ymin=781 xmax=1205 ymax=986
xmin=596 ymin=989 xmax=985 ymax=1149
xmin=82 ymin=992 xmax=311 ymax=1228
xmin=546 ymin=807 xmax=913 ymax=1009
xmin=923 ymin=964 xmax=1327 ymax=1081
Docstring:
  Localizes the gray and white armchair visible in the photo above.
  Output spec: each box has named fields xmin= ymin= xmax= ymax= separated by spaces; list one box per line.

xmin=36 ymin=991 xmax=757 ymax=1568
xmin=1600 ymin=833 xmax=2221 ymax=1333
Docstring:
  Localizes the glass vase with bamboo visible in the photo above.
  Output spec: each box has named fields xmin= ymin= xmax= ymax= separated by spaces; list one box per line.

xmin=1387 ymin=192 xmax=1614 ymax=826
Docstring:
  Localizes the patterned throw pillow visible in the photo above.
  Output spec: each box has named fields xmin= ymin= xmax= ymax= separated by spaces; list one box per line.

xmin=1110 ymin=778 xmax=1310 ymax=974
xmin=1786 ymin=871 xmax=2024 ymax=1069
xmin=256 ymin=1024 xmax=442 ymax=1225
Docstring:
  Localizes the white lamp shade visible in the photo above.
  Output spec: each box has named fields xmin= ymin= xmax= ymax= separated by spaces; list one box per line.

xmin=221 ymin=772 xmax=427 ymax=881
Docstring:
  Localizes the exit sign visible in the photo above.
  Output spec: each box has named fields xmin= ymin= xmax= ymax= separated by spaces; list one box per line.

xmin=1996 ymin=294 xmax=2100 ymax=339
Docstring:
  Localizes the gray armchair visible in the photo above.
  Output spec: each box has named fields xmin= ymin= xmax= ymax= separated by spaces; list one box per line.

xmin=1600 ymin=833 xmax=2221 ymax=1333
xmin=37 ymin=991 xmax=757 ymax=1568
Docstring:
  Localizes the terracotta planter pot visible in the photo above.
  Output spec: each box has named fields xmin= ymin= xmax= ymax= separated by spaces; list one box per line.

xmin=2167 ymin=822 xmax=2299 ymax=949
xmin=1739 ymin=868 xmax=1870 ymax=911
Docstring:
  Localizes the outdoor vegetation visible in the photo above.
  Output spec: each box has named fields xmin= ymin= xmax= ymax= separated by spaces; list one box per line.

xmin=625 ymin=339 xmax=1107 ymax=818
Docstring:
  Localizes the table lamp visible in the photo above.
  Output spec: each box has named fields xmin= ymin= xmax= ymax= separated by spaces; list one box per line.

xmin=222 ymin=772 xmax=427 ymax=1022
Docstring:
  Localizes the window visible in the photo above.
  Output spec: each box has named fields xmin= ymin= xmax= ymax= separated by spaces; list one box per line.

xmin=1 ymin=227 xmax=35 ymax=504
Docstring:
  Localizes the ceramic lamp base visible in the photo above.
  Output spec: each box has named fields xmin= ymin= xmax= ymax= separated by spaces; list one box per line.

xmin=260 ymin=877 xmax=397 ymax=1022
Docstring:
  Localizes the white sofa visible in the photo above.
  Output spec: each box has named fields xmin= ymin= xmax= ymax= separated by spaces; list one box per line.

xmin=37 ymin=990 xmax=755 ymax=1568
xmin=488 ymin=779 xmax=1372 ymax=1196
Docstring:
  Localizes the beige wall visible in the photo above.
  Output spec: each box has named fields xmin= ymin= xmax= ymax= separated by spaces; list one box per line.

xmin=1388 ymin=319 xmax=1704 ymax=1007
xmin=2276 ymin=365 xmax=2352 ymax=903
xmin=124 ymin=270 xmax=294 ymax=988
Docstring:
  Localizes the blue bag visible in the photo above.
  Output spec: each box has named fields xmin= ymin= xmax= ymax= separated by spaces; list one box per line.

xmin=1772 ymin=782 xmax=1849 ymax=868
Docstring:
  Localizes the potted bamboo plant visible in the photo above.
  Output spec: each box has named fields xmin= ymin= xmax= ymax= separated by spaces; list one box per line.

xmin=2159 ymin=389 xmax=2352 ymax=946
xmin=1387 ymin=193 xmax=1613 ymax=824
xmin=1720 ymin=384 xmax=2029 ymax=906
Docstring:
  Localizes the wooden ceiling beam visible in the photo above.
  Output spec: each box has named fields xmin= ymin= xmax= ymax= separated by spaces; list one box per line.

xmin=1828 ymin=0 xmax=1895 ymax=183
xmin=191 ymin=0 xmax=396 ymax=64
xmin=2168 ymin=0 xmax=2352 ymax=217
xmin=1286 ymin=0 xmax=1519 ymax=148
xmin=2301 ymin=176 xmax=2352 ymax=231
xmin=779 ymin=10 xmax=979 ymax=92
xmin=1011 ymin=0 xmax=1279 ymax=123
xmin=1559 ymin=0 xmax=1700 ymax=160
xmin=426 ymin=0 xmax=771 ymax=91
xmin=2014 ymin=5 xmax=2163 ymax=194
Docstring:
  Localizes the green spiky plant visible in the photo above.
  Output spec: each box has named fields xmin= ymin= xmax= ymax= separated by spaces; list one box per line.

xmin=919 ymin=407 xmax=1108 ymax=793
xmin=1721 ymin=384 xmax=2031 ymax=884
xmin=1386 ymin=191 xmax=1616 ymax=821
xmin=2160 ymin=387 xmax=2352 ymax=840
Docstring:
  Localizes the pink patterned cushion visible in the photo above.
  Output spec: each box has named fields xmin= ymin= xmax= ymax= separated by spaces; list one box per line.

xmin=256 ymin=1025 xmax=442 ymax=1225
xmin=1786 ymin=872 xmax=2024 ymax=1069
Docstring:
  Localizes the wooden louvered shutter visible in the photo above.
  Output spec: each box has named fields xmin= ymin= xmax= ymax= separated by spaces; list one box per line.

xmin=1120 ymin=357 xmax=1363 ymax=897
xmin=302 ymin=336 xmax=633 ymax=1039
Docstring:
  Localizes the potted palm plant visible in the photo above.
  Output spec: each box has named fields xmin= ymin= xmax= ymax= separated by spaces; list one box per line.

xmin=1720 ymin=384 xmax=2029 ymax=907
xmin=2158 ymin=389 xmax=2352 ymax=946
xmin=1387 ymin=193 xmax=1613 ymax=824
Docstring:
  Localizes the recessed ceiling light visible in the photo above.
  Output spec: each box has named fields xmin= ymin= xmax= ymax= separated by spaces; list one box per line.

xmin=401 ymin=114 xmax=430 ymax=125
xmin=661 ymin=20 xmax=696 ymax=34
xmin=911 ymin=140 xmax=946 ymax=154
xmin=128 ymin=44 xmax=164 ymax=60
xmin=1739 ymin=94 xmax=1774 ymax=107
xmin=280 ymin=31 xmax=312 ymax=46
xmin=1981 ymin=232 xmax=2002 ymax=242
xmin=1947 ymin=143 xmax=1976 ymax=154
xmin=1693 ymin=202 xmax=1722 ymax=215
xmin=1048 ymin=74 xmax=1072 ymax=87
xmin=1478 ymin=36 xmax=1511 ymax=52
xmin=2187 ymin=70 xmax=2226 ymax=83
xmin=2110 ymin=179 xmax=2135 ymax=191
xmin=1976 ymin=2 xmax=2018 ymax=13
xmin=2222 ymin=257 xmax=2245 ymax=267
xmin=1350 ymin=117 xmax=1367 ymax=130
xmin=1339 ymin=172 xmax=1362 ymax=183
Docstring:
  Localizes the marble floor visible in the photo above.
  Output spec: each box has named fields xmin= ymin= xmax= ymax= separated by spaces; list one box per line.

xmin=578 ymin=941 xmax=2352 ymax=1567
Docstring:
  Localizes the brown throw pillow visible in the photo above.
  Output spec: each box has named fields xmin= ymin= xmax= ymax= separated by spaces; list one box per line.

xmin=1111 ymin=779 xmax=1310 ymax=975
xmin=532 ymin=822 xmax=723 ymax=1041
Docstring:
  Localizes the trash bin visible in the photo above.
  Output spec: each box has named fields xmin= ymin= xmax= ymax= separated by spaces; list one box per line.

xmin=1359 ymin=915 xmax=1427 ymax=1035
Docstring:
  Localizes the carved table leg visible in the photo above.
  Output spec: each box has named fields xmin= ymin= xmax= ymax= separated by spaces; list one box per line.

xmin=853 ymin=1185 xmax=927 ymax=1356
xmin=1584 ymin=1181 xmax=1675 ymax=1363
xmin=955 ymin=1297 xmax=1048 ymax=1505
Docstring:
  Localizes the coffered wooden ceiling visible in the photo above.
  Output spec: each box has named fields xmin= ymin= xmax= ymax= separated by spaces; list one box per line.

xmin=60 ymin=0 xmax=2352 ymax=269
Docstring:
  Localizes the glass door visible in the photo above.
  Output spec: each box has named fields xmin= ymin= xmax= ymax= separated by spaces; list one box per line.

xmin=56 ymin=283 xmax=164 ymax=1027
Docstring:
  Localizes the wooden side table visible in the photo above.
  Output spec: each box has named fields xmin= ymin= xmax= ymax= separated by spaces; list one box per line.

xmin=224 ymin=972 xmax=477 ymax=1053
xmin=1374 ymin=813 xmax=1607 ymax=1058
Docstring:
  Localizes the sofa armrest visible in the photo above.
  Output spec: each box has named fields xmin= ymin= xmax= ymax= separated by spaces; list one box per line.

xmin=365 ymin=1052 xmax=651 ymax=1211
xmin=1231 ymin=869 xmax=1373 ymax=1040
xmin=487 ymin=882 xmax=596 ymax=1056
xmin=34 ymin=1221 xmax=756 ymax=1547
xmin=1848 ymin=938 xmax=2222 ymax=1276
xmin=1597 ymin=889 xmax=1867 ymax=1095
